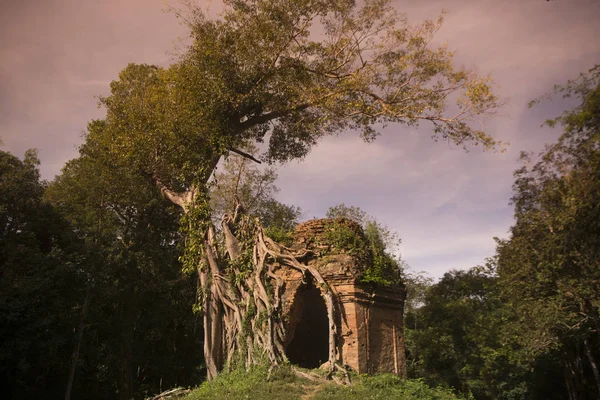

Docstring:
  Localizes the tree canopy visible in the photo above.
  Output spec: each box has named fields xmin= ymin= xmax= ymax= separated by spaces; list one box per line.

xmin=495 ymin=65 xmax=600 ymax=399
xmin=400 ymin=65 xmax=600 ymax=400
xmin=0 ymin=150 xmax=85 ymax=398
xmin=92 ymin=0 xmax=501 ymax=203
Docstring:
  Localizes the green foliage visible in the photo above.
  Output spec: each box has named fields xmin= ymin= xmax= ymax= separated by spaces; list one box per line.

xmin=264 ymin=225 xmax=295 ymax=247
xmin=403 ymin=269 xmax=434 ymax=329
xmin=43 ymin=122 xmax=203 ymax=399
xmin=184 ymin=364 xmax=306 ymax=400
xmin=491 ymin=65 xmax=600 ymax=399
xmin=211 ymin=153 xmax=275 ymax=216
xmin=404 ymin=266 xmax=532 ymax=400
xmin=323 ymin=219 xmax=369 ymax=259
xmin=182 ymin=365 xmax=465 ymax=400
xmin=210 ymin=152 xmax=302 ymax=234
xmin=241 ymin=298 xmax=257 ymax=338
xmin=313 ymin=375 xmax=465 ymax=400
xmin=0 ymin=149 xmax=85 ymax=399
xmin=75 ymin=0 xmax=501 ymax=386
xmin=361 ymin=220 xmax=402 ymax=285
xmin=402 ymin=67 xmax=600 ymax=400
xmin=180 ymin=187 xmax=212 ymax=275
xmin=326 ymin=203 xmax=368 ymax=225
xmin=325 ymin=204 xmax=403 ymax=285
xmin=7 ymin=0 xmax=504 ymax=395
xmin=256 ymin=199 xmax=302 ymax=232
xmin=92 ymin=0 xmax=501 ymax=208
xmin=497 ymin=65 xmax=600 ymax=394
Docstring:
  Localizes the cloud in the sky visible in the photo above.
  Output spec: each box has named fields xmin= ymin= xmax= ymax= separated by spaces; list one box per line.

xmin=1 ymin=0 xmax=599 ymax=278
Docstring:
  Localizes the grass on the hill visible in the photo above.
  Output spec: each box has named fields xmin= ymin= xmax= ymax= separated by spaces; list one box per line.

xmin=181 ymin=365 xmax=464 ymax=400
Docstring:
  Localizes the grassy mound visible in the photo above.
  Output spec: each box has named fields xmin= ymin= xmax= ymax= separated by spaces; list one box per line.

xmin=182 ymin=366 xmax=464 ymax=400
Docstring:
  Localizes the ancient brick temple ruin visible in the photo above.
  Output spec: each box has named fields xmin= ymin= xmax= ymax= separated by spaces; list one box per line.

xmin=274 ymin=218 xmax=407 ymax=376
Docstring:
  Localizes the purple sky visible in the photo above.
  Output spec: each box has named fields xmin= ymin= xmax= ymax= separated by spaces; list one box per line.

xmin=1 ymin=0 xmax=599 ymax=278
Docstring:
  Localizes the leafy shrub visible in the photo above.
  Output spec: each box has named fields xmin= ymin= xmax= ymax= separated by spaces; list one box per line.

xmin=323 ymin=219 xmax=401 ymax=286
xmin=323 ymin=220 xmax=369 ymax=259
xmin=264 ymin=225 xmax=295 ymax=247
xmin=312 ymin=374 xmax=465 ymax=400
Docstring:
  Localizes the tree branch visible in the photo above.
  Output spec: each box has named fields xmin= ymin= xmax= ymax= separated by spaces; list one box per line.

xmin=229 ymin=148 xmax=262 ymax=164
xmin=152 ymin=176 xmax=194 ymax=211
xmin=236 ymin=104 xmax=310 ymax=131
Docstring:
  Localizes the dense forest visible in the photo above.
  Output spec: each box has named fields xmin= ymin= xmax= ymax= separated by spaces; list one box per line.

xmin=1 ymin=0 xmax=599 ymax=399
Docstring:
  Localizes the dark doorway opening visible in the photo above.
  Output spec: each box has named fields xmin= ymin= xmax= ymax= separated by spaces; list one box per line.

xmin=285 ymin=277 xmax=329 ymax=368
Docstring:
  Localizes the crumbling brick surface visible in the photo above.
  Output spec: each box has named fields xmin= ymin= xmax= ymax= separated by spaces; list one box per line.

xmin=274 ymin=219 xmax=407 ymax=376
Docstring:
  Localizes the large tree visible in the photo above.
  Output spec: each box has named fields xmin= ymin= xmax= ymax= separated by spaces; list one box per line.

xmin=85 ymin=0 xmax=502 ymax=380
xmin=403 ymin=265 xmax=543 ymax=400
xmin=496 ymin=65 xmax=600 ymax=399
xmin=45 ymin=121 xmax=203 ymax=400
xmin=0 ymin=149 xmax=86 ymax=399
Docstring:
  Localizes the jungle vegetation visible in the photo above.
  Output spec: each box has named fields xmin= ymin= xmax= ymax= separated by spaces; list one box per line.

xmin=1 ymin=0 xmax=598 ymax=398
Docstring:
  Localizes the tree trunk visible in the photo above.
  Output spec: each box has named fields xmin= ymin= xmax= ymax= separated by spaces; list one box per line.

xmin=65 ymin=285 xmax=91 ymax=400
xmin=563 ymin=363 xmax=576 ymax=400
xmin=200 ymin=248 xmax=224 ymax=380
xmin=118 ymin=284 xmax=137 ymax=400
xmin=584 ymin=337 xmax=600 ymax=397
xmin=192 ymin=213 xmax=349 ymax=382
xmin=154 ymin=165 xmax=349 ymax=382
